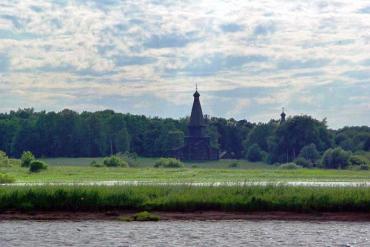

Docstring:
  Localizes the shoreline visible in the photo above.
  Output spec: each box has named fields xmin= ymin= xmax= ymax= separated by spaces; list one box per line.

xmin=1 ymin=211 xmax=370 ymax=222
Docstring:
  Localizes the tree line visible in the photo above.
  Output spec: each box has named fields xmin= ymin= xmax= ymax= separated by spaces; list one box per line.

xmin=0 ymin=108 xmax=369 ymax=165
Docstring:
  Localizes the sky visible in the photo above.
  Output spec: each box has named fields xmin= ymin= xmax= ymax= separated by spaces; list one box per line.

xmin=0 ymin=0 xmax=369 ymax=129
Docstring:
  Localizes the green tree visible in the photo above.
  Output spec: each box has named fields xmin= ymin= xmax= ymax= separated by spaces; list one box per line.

xmin=273 ymin=116 xmax=332 ymax=163
xmin=298 ymin=143 xmax=320 ymax=163
xmin=246 ymin=144 xmax=264 ymax=162
xmin=321 ymin=147 xmax=351 ymax=169
xmin=21 ymin=151 xmax=35 ymax=167
xmin=166 ymin=130 xmax=184 ymax=150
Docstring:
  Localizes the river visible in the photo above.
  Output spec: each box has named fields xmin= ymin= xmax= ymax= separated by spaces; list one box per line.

xmin=0 ymin=220 xmax=369 ymax=246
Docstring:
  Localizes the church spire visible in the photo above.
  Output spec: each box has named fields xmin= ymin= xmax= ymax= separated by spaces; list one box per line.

xmin=189 ymin=87 xmax=205 ymax=127
xmin=280 ymin=107 xmax=286 ymax=124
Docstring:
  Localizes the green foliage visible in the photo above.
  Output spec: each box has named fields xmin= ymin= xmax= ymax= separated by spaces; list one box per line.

xmin=132 ymin=211 xmax=160 ymax=221
xmin=349 ymin=155 xmax=368 ymax=166
xmin=103 ymin=155 xmax=129 ymax=167
xmin=90 ymin=160 xmax=104 ymax=167
xmin=0 ymin=109 xmax=368 ymax=164
xmin=279 ymin=163 xmax=302 ymax=169
xmin=298 ymin=143 xmax=320 ymax=163
xmin=321 ymin=148 xmax=351 ymax=169
xmin=117 ymin=152 xmax=139 ymax=167
xmin=228 ymin=162 xmax=239 ymax=168
xmin=0 ymin=172 xmax=15 ymax=183
xmin=2 ymin=185 xmax=370 ymax=213
xmin=29 ymin=160 xmax=48 ymax=172
xmin=21 ymin=151 xmax=35 ymax=167
xmin=154 ymin=158 xmax=184 ymax=168
xmin=294 ymin=157 xmax=312 ymax=168
xmin=360 ymin=164 xmax=369 ymax=170
xmin=273 ymin=116 xmax=333 ymax=163
xmin=166 ymin=130 xmax=185 ymax=149
xmin=0 ymin=150 xmax=10 ymax=167
xmin=246 ymin=144 xmax=264 ymax=162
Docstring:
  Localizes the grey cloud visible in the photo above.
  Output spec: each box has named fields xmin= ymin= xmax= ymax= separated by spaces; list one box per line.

xmin=277 ymin=58 xmax=330 ymax=70
xmin=115 ymin=56 xmax=157 ymax=66
xmin=166 ymin=54 xmax=269 ymax=77
xmin=0 ymin=15 xmax=23 ymax=29
xmin=144 ymin=33 xmax=198 ymax=49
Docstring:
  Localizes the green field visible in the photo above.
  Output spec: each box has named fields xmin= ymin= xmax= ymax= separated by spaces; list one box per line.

xmin=1 ymin=157 xmax=370 ymax=183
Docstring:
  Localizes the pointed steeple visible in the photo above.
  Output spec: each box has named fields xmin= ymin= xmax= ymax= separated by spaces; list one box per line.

xmin=189 ymin=86 xmax=205 ymax=127
xmin=280 ymin=107 xmax=286 ymax=124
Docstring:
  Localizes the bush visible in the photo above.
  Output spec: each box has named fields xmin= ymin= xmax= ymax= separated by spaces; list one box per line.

xmin=90 ymin=160 xmax=104 ymax=167
xmin=246 ymin=144 xmax=264 ymax=162
xmin=349 ymin=155 xmax=368 ymax=166
xmin=279 ymin=163 xmax=302 ymax=169
xmin=0 ymin=173 xmax=15 ymax=184
xmin=229 ymin=162 xmax=239 ymax=168
xmin=294 ymin=157 xmax=313 ymax=168
xmin=154 ymin=158 xmax=183 ymax=168
xmin=321 ymin=148 xmax=351 ymax=169
xmin=29 ymin=160 xmax=48 ymax=172
xmin=360 ymin=164 xmax=369 ymax=170
xmin=0 ymin=151 xmax=10 ymax=167
xmin=103 ymin=155 xmax=129 ymax=167
xmin=117 ymin=152 xmax=139 ymax=167
xmin=21 ymin=151 xmax=35 ymax=167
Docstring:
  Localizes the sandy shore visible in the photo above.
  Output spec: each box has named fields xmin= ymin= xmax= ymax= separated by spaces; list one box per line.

xmin=1 ymin=211 xmax=370 ymax=221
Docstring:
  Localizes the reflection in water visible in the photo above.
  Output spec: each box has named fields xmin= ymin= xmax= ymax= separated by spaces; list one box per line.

xmin=0 ymin=220 xmax=369 ymax=247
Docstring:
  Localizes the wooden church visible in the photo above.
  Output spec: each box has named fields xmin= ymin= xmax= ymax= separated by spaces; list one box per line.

xmin=171 ymin=88 xmax=219 ymax=161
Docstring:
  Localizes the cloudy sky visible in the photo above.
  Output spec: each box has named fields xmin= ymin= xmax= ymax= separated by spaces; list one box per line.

xmin=0 ymin=0 xmax=369 ymax=128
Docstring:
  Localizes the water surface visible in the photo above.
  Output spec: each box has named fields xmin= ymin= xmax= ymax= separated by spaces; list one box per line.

xmin=1 ymin=220 xmax=369 ymax=246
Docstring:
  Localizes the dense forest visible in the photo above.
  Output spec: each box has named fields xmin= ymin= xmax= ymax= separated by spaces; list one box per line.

xmin=0 ymin=108 xmax=369 ymax=165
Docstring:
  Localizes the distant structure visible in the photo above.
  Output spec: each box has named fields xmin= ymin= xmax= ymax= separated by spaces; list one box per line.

xmin=171 ymin=87 xmax=219 ymax=161
xmin=280 ymin=107 xmax=286 ymax=124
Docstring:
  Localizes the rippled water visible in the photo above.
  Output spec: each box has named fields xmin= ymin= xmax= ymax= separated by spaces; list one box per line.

xmin=0 ymin=220 xmax=369 ymax=247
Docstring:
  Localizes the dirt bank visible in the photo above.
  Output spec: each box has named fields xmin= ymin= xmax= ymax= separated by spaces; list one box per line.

xmin=1 ymin=211 xmax=370 ymax=221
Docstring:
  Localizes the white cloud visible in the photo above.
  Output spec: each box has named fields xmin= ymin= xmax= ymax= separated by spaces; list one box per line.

xmin=0 ymin=0 xmax=369 ymax=128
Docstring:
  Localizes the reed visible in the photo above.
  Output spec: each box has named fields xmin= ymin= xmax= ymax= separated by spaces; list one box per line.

xmin=0 ymin=185 xmax=370 ymax=213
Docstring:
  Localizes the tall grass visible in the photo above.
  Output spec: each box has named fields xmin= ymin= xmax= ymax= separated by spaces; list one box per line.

xmin=0 ymin=173 xmax=15 ymax=184
xmin=1 ymin=185 xmax=370 ymax=213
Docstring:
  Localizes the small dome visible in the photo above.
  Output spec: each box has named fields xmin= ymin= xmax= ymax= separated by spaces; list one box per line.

xmin=193 ymin=90 xmax=200 ymax=97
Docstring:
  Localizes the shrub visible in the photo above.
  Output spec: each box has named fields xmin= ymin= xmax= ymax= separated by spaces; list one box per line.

xmin=294 ymin=157 xmax=312 ymax=168
xmin=0 ymin=173 xmax=15 ymax=184
xmin=360 ymin=164 xmax=369 ymax=170
xmin=0 ymin=151 xmax=10 ymax=167
xmin=103 ymin=155 xmax=129 ymax=167
xmin=117 ymin=152 xmax=139 ymax=167
xmin=246 ymin=144 xmax=264 ymax=162
xmin=133 ymin=211 xmax=160 ymax=221
xmin=90 ymin=160 xmax=104 ymax=167
xmin=21 ymin=151 xmax=35 ymax=167
xmin=29 ymin=160 xmax=48 ymax=172
xmin=154 ymin=158 xmax=183 ymax=168
xmin=321 ymin=148 xmax=351 ymax=169
xmin=279 ymin=163 xmax=302 ymax=169
xmin=229 ymin=162 xmax=239 ymax=168
xmin=349 ymin=155 xmax=368 ymax=166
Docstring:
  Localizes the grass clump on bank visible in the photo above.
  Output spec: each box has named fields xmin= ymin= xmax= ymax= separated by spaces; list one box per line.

xmin=1 ymin=185 xmax=370 ymax=213
xmin=119 ymin=211 xmax=160 ymax=222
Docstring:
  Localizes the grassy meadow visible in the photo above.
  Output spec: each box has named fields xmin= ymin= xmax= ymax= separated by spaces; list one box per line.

xmin=1 ymin=157 xmax=370 ymax=183
xmin=1 ymin=184 xmax=370 ymax=213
